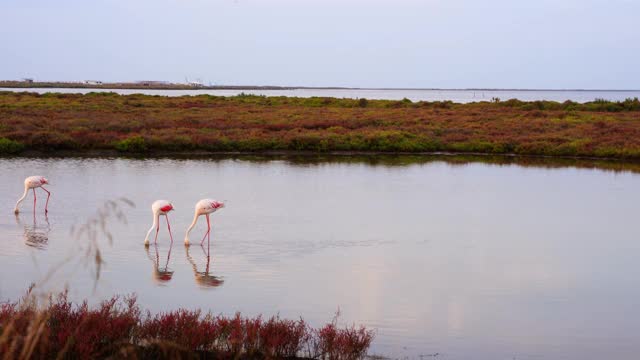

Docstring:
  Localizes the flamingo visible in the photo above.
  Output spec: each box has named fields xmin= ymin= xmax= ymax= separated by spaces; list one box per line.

xmin=184 ymin=199 xmax=225 ymax=246
xmin=144 ymin=200 xmax=175 ymax=246
xmin=14 ymin=176 xmax=51 ymax=214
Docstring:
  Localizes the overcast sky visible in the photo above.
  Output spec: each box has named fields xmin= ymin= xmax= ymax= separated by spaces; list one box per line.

xmin=1 ymin=0 xmax=638 ymax=89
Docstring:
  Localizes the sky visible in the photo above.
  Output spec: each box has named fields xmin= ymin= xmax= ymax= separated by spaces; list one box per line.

xmin=1 ymin=0 xmax=639 ymax=89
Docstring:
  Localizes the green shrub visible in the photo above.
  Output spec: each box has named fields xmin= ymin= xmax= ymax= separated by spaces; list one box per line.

xmin=502 ymin=98 xmax=525 ymax=107
xmin=115 ymin=135 xmax=147 ymax=152
xmin=0 ymin=138 xmax=25 ymax=154
xmin=622 ymin=97 xmax=640 ymax=111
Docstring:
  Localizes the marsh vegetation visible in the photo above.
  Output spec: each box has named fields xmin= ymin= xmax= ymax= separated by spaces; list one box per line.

xmin=1 ymin=92 xmax=639 ymax=158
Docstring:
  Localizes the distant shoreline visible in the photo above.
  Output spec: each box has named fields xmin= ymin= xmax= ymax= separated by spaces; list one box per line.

xmin=0 ymin=81 xmax=638 ymax=92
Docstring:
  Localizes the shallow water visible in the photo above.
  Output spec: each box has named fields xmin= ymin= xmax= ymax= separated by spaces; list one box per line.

xmin=2 ymin=87 xmax=640 ymax=103
xmin=0 ymin=156 xmax=639 ymax=359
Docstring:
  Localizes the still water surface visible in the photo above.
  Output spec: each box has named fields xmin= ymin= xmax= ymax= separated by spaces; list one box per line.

xmin=2 ymin=87 xmax=640 ymax=103
xmin=0 ymin=156 xmax=639 ymax=359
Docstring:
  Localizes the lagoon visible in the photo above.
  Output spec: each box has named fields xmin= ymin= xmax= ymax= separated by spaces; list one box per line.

xmin=2 ymin=87 xmax=640 ymax=103
xmin=0 ymin=156 xmax=639 ymax=359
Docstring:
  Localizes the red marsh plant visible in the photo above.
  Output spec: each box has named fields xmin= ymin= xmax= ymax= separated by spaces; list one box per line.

xmin=307 ymin=312 xmax=374 ymax=360
xmin=0 ymin=289 xmax=375 ymax=359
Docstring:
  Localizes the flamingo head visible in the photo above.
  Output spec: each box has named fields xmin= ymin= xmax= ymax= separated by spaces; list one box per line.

xmin=40 ymin=177 xmax=49 ymax=185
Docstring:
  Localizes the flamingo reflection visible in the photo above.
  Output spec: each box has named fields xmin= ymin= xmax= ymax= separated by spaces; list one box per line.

xmin=15 ymin=213 xmax=50 ymax=250
xmin=185 ymin=245 xmax=224 ymax=288
xmin=145 ymin=243 xmax=175 ymax=284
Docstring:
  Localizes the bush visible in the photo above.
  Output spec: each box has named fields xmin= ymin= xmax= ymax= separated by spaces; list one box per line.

xmin=0 ymin=138 xmax=25 ymax=154
xmin=115 ymin=135 xmax=147 ymax=152
xmin=0 ymin=291 xmax=375 ymax=359
xmin=311 ymin=322 xmax=374 ymax=360
xmin=29 ymin=131 xmax=79 ymax=150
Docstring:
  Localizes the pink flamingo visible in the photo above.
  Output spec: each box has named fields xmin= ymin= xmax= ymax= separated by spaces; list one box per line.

xmin=184 ymin=199 xmax=225 ymax=246
xmin=14 ymin=176 xmax=51 ymax=214
xmin=144 ymin=200 xmax=175 ymax=246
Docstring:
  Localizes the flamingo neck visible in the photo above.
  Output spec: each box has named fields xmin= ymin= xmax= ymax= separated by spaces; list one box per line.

xmin=144 ymin=212 xmax=160 ymax=245
xmin=184 ymin=212 xmax=199 ymax=245
xmin=14 ymin=185 xmax=29 ymax=213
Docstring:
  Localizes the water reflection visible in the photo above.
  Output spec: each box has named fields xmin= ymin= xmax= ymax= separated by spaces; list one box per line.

xmin=15 ymin=213 xmax=50 ymax=250
xmin=145 ymin=243 xmax=174 ymax=285
xmin=185 ymin=245 xmax=224 ymax=288
xmin=16 ymin=153 xmax=640 ymax=174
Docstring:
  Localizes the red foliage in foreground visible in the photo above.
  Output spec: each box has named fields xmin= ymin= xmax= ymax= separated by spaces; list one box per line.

xmin=0 ymin=291 xmax=374 ymax=359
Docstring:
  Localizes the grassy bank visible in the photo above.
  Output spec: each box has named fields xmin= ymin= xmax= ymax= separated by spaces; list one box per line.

xmin=0 ymin=290 xmax=374 ymax=359
xmin=1 ymin=91 xmax=639 ymax=158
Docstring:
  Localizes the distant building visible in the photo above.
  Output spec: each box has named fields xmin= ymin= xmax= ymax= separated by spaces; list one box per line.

xmin=184 ymin=77 xmax=204 ymax=87
xmin=22 ymin=78 xmax=34 ymax=83
xmin=84 ymin=80 xmax=103 ymax=85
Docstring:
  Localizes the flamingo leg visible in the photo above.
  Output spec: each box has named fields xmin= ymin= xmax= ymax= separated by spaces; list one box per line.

xmin=154 ymin=222 xmax=160 ymax=244
xmin=41 ymin=187 xmax=51 ymax=214
xmin=32 ymin=188 xmax=36 ymax=213
xmin=200 ymin=229 xmax=210 ymax=245
xmin=200 ymin=214 xmax=211 ymax=246
xmin=165 ymin=214 xmax=174 ymax=243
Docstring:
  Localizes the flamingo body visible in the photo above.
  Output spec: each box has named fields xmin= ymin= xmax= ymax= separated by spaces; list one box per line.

xmin=184 ymin=198 xmax=224 ymax=246
xmin=14 ymin=176 xmax=50 ymax=214
xmin=144 ymin=200 xmax=175 ymax=246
